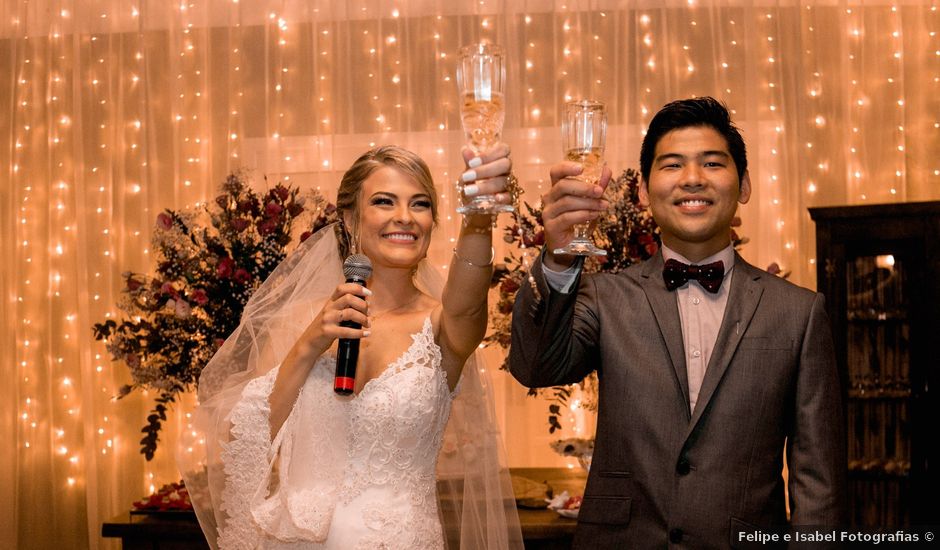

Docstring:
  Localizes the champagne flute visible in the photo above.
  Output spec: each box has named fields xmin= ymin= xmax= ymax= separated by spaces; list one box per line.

xmin=554 ymin=100 xmax=608 ymax=257
xmin=455 ymin=43 xmax=514 ymax=214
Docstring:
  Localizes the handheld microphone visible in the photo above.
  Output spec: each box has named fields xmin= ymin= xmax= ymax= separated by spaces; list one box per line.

xmin=334 ymin=254 xmax=373 ymax=395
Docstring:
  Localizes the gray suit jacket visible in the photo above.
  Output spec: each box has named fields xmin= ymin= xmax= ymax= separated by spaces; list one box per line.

xmin=509 ymin=251 xmax=846 ymax=549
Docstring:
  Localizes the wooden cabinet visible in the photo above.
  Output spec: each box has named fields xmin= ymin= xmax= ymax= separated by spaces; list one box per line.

xmin=810 ymin=201 xmax=940 ymax=527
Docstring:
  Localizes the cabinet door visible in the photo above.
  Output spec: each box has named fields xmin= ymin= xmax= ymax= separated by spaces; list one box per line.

xmin=843 ymin=251 xmax=914 ymax=527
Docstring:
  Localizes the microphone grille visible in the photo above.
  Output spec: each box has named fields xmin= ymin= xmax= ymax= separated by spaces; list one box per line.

xmin=343 ymin=254 xmax=373 ymax=281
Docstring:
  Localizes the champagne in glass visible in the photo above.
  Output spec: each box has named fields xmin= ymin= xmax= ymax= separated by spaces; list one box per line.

xmin=554 ymin=100 xmax=608 ymax=257
xmin=456 ymin=43 xmax=514 ymax=214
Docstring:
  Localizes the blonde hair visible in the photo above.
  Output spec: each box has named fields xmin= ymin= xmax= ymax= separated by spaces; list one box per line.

xmin=335 ymin=145 xmax=438 ymax=257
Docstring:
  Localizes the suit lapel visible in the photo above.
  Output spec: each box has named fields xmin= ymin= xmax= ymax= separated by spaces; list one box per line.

xmin=640 ymin=252 xmax=691 ymax=419
xmin=685 ymin=255 xmax=764 ymax=435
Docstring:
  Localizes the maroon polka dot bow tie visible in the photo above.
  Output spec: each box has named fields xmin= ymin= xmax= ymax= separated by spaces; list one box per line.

xmin=662 ymin=258 xmax=725 ymax=293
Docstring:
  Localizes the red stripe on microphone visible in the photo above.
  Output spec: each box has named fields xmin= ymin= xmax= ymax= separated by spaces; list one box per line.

xmin=334 ymin=376 xmax=355 ymax=391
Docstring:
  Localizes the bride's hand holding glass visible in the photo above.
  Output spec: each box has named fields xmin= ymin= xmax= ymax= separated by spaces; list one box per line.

xmin=459 ymin=142 xmax=515 ymax=212
xmin=456 ymin=43 xmax=514 ymax=214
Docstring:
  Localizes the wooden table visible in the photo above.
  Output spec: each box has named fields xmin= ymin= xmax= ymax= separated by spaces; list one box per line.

xmin=102 ymin=468 xmax=585 ymax=549
xmin=101 ymin=511 xmax=210 ymax=550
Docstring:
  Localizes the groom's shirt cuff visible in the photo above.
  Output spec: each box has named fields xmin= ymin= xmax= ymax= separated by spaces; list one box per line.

xmin=541 ymin=256 xmax=583 ymax=294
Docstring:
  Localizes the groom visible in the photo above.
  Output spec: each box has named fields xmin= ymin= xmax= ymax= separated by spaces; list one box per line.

xmin=509 ymin=97 xmax=846 ymax=548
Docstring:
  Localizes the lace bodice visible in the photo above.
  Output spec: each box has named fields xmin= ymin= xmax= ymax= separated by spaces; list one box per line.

xmin=217 ymin=317 xmax=454 ymax=550
xmin=342 ymin=316 xmax=450 ymax=505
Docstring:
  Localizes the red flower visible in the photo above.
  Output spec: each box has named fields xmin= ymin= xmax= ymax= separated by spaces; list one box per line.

xmin=274 ymin=185 xmax=290 ymax=201
xmin=214 ymin=338 xmax=226 ymax=349
xmin=156 ymin=212 xmax=173 ymax=230
xmin=257 ymin=219 xmax=277 ymax=235
xmin=233 ymin=268 xmax=251 ymax=284
xmin=230 ymin=217 xmax=249 ymax=232
xmin=126 ymin=274 xmax=144 ymax=291
xmin=237 ymin=200 xmax=254 ymax=213
xmin=638 ymin=234 xmax=658 ymax=256
xmin=216 ymin=257 xmax=235 ymax=278
xmin=500 ymin=278 xmax=520 ymax=294
xmin=264 ymin=202 xmax=284 ymax=218
xmin=189 ymin=289 xmax=208 ymax=305
xmin=300 ymin=231 xmax=313 ymax=242
xmin=524 ymin=230 xmax=544 ymax=247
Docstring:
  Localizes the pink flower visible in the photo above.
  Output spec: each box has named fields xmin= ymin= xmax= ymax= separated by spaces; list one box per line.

xmin=766 ymin=262 xmax=781 ymax=276
xmin=216 ymin=257 xmax=235 ymax=279
xmin=233 ymin=268 xmax=251 ymax=285
xmin=160 ymin=282 xmax=179 ymax=298
xmin=174 ymin=299 xmax=192 ymax=318
xmin=156 ymin=212 xmax=173 ymax=230
xmin=213 ymin=338 xmax=226 ymax=349
xmin=189 ymin=289 xmax=208 ymax=305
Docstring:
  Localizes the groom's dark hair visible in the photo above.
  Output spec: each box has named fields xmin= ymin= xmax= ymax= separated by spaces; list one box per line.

xmin=639 ymin=96 xmax=748 ymax=182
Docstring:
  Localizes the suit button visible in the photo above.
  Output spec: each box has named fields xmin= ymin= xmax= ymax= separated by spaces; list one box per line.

xmin=669 ymin=528 xmax=684 ymax=543
xmin=676 ymin=458 xmax=691 ymax=475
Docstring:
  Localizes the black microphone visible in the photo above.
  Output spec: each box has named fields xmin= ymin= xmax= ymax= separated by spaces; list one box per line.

xmin=334 ymin=254 xmax=373 ymax=395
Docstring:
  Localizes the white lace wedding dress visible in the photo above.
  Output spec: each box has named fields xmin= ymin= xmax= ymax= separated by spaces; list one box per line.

xmin=216 ymin=317 xmax=455 ymax=550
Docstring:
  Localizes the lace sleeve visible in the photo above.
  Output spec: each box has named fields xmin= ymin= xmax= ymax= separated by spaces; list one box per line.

xmin=217 ymin=357 xmax=348 ymax=548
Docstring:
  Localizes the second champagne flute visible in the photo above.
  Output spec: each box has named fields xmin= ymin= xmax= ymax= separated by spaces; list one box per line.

xmin=554 ymin=100 xmax=608 ymax=257
xmin=456 ymin=43 xmax=514 ymax=214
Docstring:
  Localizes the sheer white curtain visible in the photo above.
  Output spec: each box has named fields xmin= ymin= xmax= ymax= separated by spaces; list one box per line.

xmin=1 ymin=1 xmax=938 ymax=548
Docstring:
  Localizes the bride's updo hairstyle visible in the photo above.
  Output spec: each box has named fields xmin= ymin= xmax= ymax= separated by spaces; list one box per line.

xmin=335 ymin=146 xmax=439 ymax=258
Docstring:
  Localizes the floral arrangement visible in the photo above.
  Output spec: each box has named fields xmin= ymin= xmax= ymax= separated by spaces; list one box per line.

xmin=487 ymin=168 xmax=757 ymax=435
xmin=550 ymin=437 xmax=595 ymax=471
xmin=93 ymin=171 xmax=339 ymax=459
xmin=132 ymin=481 xmax=192 ymax=512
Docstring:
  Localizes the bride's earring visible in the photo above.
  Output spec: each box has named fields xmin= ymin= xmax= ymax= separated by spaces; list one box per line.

xmin=343 ymin=218 xmax=360 ymax=257
xmin=351 ymin=228 xmax=361 ymax=256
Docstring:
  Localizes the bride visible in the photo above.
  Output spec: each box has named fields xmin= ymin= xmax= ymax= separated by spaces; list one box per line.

xmin=181 ymin=144 xmax=523 ymax=549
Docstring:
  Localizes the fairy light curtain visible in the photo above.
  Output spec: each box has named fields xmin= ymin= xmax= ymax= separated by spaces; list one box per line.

xmin=1 ymin=0 xmax=938 ymax=548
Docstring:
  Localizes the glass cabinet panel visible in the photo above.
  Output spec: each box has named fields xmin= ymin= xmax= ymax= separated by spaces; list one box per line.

xmin=811 ymin=201 xmax=940 ymax=528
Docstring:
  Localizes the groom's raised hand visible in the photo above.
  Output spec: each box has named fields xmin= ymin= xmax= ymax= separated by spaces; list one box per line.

xmin=541 ymin=162 xmax=611 ymax=270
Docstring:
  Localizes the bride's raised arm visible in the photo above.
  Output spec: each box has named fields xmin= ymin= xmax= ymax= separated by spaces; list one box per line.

xmin=437 ymin=143 xmax=513 ymax=382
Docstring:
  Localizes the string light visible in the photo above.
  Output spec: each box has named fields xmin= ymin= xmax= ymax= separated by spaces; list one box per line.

xmin=4 ymin=2 xmax=939 ymax=527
